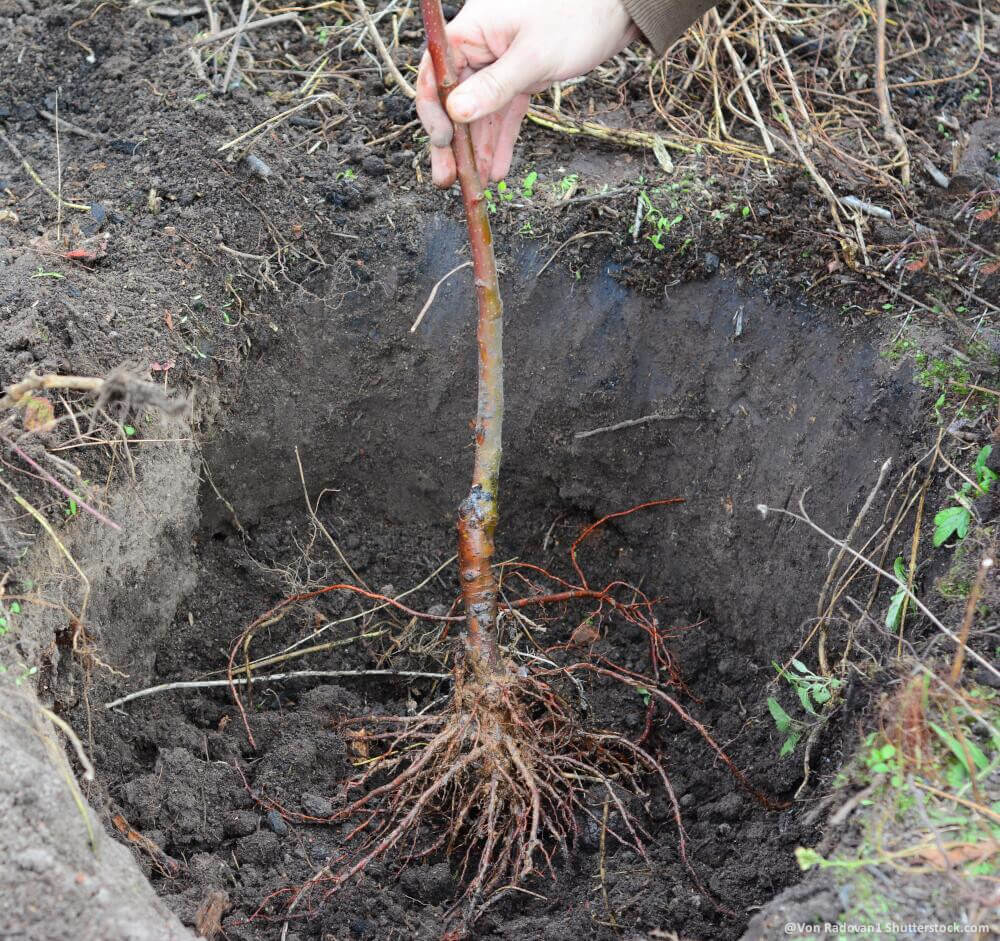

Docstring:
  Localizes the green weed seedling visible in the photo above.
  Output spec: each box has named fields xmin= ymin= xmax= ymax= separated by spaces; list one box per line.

xmin=31 ymin=266 xmax=64 ymax=280
xmin=556 ymin=173 xmax=579 ymax=199
xmin=913 ymin=351 xmax=972 ymax=395
xmin=766 ymin=696 xmax=804 ymax=757
xmin=862 ymin=734 xmax=904 ymax=788
xmin=930 ymin=721 xmax=991 ymax=787
xmin=0 ymin=662 xmax=39 ymax=685
xmin=933 ymin=444 xmax=997 ymax=546
xmin=767 ymin=659 xmax=843 ymax=758
xmin=0 ymin=600 xmax=22 ymax=638
xmin=776 ymin=658 xmax=842 ymax=715
xmin=638 ymin=191 xmax=683 ymax=251
xmin=928 ymin=695 xmax=1000 ymax=788
xmin=521 ymin=170 xmax=538 ymax=199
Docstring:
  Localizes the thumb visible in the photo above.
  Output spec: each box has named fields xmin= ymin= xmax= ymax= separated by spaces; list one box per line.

xmin=446 ymin=39 xmax=543 ymax=124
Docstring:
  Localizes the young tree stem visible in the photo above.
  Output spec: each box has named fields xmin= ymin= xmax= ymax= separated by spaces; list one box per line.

xmin=421 ymin=0 xmax=503 ymax=668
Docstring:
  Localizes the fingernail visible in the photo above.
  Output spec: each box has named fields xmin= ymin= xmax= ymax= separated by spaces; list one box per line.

xmin=448 ymin=90 xmax=475 ymax=122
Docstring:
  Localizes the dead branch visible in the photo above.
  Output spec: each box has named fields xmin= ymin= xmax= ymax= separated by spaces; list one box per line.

xmin=1 ymin=369 xmax=185 ymax=416
xmin=875 ymin=0 xmax=912 ymax=185
xmin=354 ymin=0 xmax=416 ymax=98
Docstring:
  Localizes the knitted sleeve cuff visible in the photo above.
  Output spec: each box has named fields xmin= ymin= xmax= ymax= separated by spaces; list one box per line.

xmin=621 ymin=0 xmax=717 ymax=54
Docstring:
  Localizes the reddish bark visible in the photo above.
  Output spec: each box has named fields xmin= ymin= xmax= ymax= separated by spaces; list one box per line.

xmin=421 ymin=0 xmax=504 ymax=668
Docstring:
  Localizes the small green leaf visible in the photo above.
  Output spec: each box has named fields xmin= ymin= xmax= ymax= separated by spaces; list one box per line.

xmin=893 ymin=556 xmax=906 ymax=580
xmin=123 ymin=425 xmax=136 ymax=437
xmin=871 ymin=761 xmax=890 ymax=774
xmin=779 ymin=730 xmax=802 ymax=757
xmin=10 ymin=602 xmax=20 ymax=614
xmin=879 ymin=744 xmax=897 ymax=760
xmin=795 ymin=847 xmax=824 ymax=870
xmin=890 ymin=774 xmax=903 ymax=788
xmin=767 ymin=696 xmax=791 ymax=733
xmin=933 ymin=505 xmax=970 ymax=546
xmin=791 ymin=659 xmax=810 ymax=674
xmin=963 ymin=739 xmax=988 ymax=772
xmin=886 ymin=588 xmax=906 ymax=629
xmin=796 ymin=685 xmax=817 ymax=716
xmin=929 ymin=722 xmax=986 ymax=776
xmin=812 ymin=684 xmax=832 ymax=705
xmin=945 ymin=760 xmax=968 ymax=788
xmin=974 ymin=445 xmax=992 ymax=474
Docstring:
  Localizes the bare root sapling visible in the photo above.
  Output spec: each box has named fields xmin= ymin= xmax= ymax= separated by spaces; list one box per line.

xmin=230 ymin=0 xmax=779 ymax=928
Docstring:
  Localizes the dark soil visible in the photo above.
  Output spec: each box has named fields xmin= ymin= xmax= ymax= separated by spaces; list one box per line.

xmin=0 ymin=2 xmax=994 ymax=941
xmin=74 ymin=217 xmax=920 ymax=940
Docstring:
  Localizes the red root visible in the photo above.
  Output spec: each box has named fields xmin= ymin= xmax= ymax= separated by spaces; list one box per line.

xmin=259 ymin=652 xmax=713 ymax=924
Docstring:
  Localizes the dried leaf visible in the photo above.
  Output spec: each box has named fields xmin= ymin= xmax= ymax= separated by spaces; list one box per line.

xmin=914 ymin=842 xmax=995 ymax=868
xmin=569 ymin=621 xmax=600 ymax=647
xmin=22 ymin=395 xmax=55 ymax=432
xmin=652 ymin=137 xmax=674 ymax=173
xmin=194 ymin=889 xmax=230 ymax=939
xmin=347 ymin=728 xmax=369 ymax=759
xmin=904 ymin=257 xmax=928 ymax=272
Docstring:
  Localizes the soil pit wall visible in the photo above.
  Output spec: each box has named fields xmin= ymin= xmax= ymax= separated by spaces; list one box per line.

xmin=7 ymin=219 xmax=918 ymax=940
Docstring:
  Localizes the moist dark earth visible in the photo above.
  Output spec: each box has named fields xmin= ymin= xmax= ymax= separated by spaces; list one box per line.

xmin=1 ymin=2 xmax=996 ymax=940
xmin=82 ymin=252 xmax=920 ymax=940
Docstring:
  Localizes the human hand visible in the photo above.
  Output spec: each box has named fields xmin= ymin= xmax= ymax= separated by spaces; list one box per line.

xmin=415 ymin=0 xmax=638 ymax=187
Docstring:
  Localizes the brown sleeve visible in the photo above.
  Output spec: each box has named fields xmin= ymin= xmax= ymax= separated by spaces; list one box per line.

xmin=621 ymin=0 xmax=717 ymax=54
